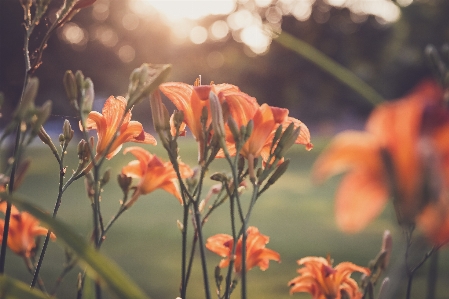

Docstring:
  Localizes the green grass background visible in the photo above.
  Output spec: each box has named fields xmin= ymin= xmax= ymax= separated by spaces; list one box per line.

xmin=3 ymin=137 xmax=449 ymax=299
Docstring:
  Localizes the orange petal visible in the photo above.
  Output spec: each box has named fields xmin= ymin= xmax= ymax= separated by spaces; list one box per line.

xmin=335 ymin=170 xmax=389 ymax=232
xmin=312 ymin=130 xmax=382 ymax=184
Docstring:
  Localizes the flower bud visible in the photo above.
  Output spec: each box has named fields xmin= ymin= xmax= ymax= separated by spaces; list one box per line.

xmin=267 ymin=159 xmax=290 ymax=186
xmin=209 ymin=91 xmax=226 ymax=149
xmin=101 ymin=168 xmax=111 ymax=186
xmin=59 ymin=134 xmax=65 ymax=146
xmin=81 ymin=78 xmax=94 ymax=115
xmin=64 ymin=70 xmax=78 ymax=109
xmin=127 ymin=63 xmax=171 ymax=109
xmin=38 ymin=126 xmax=57 ymax=153
xmin=210 ymin=172 xmax=228 ymax=182
xmin=227 ymin=116 xmax=240 ymax=143
xmin=16 ymin=77 xmax=39 ymax=120
xmin=274 ymin=123 xmax=300 ymax=159
xmin=117 ymin=173 xmax=132 ymax=193
xmin=244 ymin=120 xmax=253 ymax=142
xmin=150 ymin=91 xmax=170 ymax=132
xmin=63 ymin=119 xmax=74 ymax=144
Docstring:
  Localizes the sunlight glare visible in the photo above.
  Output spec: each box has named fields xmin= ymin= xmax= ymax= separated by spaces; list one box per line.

xmin=132 ymin=0 xmax=235 ymax=21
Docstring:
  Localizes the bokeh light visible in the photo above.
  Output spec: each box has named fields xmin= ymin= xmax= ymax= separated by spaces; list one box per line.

xmin=190 ymin=26 xmax=208 ymax=44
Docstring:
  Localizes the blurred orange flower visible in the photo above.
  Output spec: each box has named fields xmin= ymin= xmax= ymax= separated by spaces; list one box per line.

xmin=313 ymin=80 xmax=449 ymax=242
xmin=83 ymin=96 xmax=156 ymax=160
xmin=0 ymin=203 xmax=55 ymax=257
xmin=121 ymin=146 xmax=193 ymax=207
xmin=206 ymin=226 xmax=280 ymax=273
xmin=288 ymin=256 xmax=369 ymax=299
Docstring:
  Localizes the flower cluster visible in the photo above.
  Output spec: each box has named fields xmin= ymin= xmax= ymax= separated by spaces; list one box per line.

xmin=159 ymin=81 xmax=313 ymax=163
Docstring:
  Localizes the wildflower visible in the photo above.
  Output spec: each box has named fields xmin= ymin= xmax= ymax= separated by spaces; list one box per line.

xmin=288 ymin=256 xmax=370 ymax=299
xmin=0 ymin=202 xmax=55 ymax=257
xmin=312 ymin=80 xmax=449 ymax=239
xmin=121 ymin=147 xmax=193 ymax=207
xmin=83 ymin=96 xmax=156 ymax=160
xmin=206 ymin=226 xmax=280 ymax=273
xmin=159 ymin=81 xmax=258 ymax=161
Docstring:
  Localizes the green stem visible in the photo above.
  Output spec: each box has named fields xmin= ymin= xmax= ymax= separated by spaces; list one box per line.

xmin=273 ymin=31 xmax=384 ymax=107
xmin=192 ymin=167 xmax=211 ymax=299
xmin=426 ymin=250 xmax=438 ymax=299
xmin=0 ymin=25 xmax=32 ymax=271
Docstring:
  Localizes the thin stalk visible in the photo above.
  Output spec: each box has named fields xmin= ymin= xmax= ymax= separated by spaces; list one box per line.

xmin=426 ymin=250 xmax=438 ymax=299
xmin=192 ymin=166 xmax=211 ymax=299
xmin=181 ymin=203 xmax=189 ymax=299
xmin=274 ymin=31 xmax=384 ymax=107
xmin=0 ymin=27 xmax=32 ymax=271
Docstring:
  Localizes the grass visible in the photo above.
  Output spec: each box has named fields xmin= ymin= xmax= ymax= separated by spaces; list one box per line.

xmin=2 ymin=136 xmax=449 ymax=299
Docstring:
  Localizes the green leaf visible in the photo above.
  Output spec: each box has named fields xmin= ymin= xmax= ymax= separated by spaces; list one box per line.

xmin=2 ymin=193 xmax=151 ymax=299
xmin=0 ymin=275 xmax=49 ymax=299
xmin=273 ymin=31 xmax=384 ymax=107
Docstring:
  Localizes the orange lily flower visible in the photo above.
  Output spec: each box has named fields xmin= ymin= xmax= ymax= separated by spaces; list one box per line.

xmin=288 ymin=256 xmax=370 ymax=299
xmin=83 ymin=96 xmax=156 ymax=160
xmin=221 ymin=103 xmax=312 ymax=161
xmin=121 ymin=146 xmax=193 ymax=207
xmin=0 ymin=202 xmax=55 ymax=257
xmin=312 ymin=80 xmax=449 ymax=238
xmin=159 ymin=81 xmax=258 ymax=161
xmin=206 ymin=226 xmax=280 ymax=273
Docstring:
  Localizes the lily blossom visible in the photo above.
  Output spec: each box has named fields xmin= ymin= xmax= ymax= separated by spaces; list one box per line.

xmin=121 ymin=147 xmax=193 ymax=207
xmin=82 ymin=96 xmax=156 ymax=160
xmin=288 ymin=256 xmax=370 ymax=299
xmin=312 ymin=80 xmax=449 ymax=242
xmin=224 ymin=103 xmax=313 ymax=162
xmin=159 ymin=81 xmax=258 ymax=161
xmin=206 ymin=226 xmax=280 ymax=273
xmin=0 ymin=202 xmax=55 ymax=257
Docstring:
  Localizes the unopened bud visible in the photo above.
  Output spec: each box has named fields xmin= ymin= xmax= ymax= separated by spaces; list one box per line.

xmin=37 ymin=127 xmax=54 ymax=148
xmin=244 ymin=120 xmax=253 ymax=142
xmin=64 ymin=70 xmax=78 ymax=109
xmin=150 ymin=91 xmax=170 ymax=131
xmin=117 ymin=173 xmax=132 ymax=193
xmin=274 ymin=123 xmax=299 ymax=159
xmin=267 ymin=159 xmax=290 ymax=186
xmin=101 ymin=168 xmax=111 ymax=186
xmin=209 ymin=91 xmax=226 ymax=148
xmin=81 ymin=78 xmax=94 ymax=115
xmin=127 ymin=63 xmax=171 ymax=109
xmin=227 ymin=116 xmax=240 ymax=143
xmin=16 ymin=77 xmax=39 ymax=120
xmin=59 ymin=134 xmax=65 ymax=146
xmin=63 ymin=119 xmax=74 ymax=144
xmin=210 ymin=172 xmax=228 ymax=182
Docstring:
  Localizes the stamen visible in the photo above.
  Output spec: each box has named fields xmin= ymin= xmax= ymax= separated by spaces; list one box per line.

xmin=194 ymin=77 xmax=200 ymax=86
